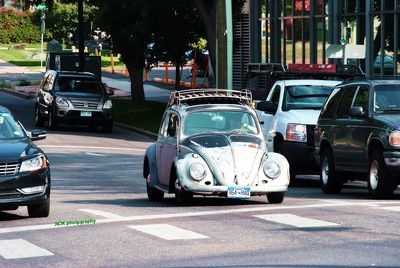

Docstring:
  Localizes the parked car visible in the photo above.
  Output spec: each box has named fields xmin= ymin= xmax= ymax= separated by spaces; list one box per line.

xmin=0 ymin=106 xmax=50 ymax=217
xmin=35 ymin=71 xmax=114 ymax=132
xmin=315 ymin=79 xmax=400 ymax=198
xmin=143 ymin=89 xmax=290 ymax=205
xmin=373 ymin=55 xmax=396 ymax=75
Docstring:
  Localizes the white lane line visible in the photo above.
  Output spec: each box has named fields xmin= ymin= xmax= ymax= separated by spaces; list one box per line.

xmin=85 ymin=152 xmax=105 ymax=156
xmin=254 ymin=214 xmax=340 ymax=228
xmin=374 ymin=206 xmax=400 ymax=212
xmin=128 ymin=224 xmax=208 ymax=240
xmin=0 ymin=239 xmax=53 ymax=259
xmin=79 ymin=209 xmax=126 ymax=219
xmin=39 ymin=145 xmax=145 ymax=152
xmin=1 ymin=200 xmax=398 ymax=234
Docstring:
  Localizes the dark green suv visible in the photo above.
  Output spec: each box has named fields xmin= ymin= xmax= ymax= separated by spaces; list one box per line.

xmin=315 ymin=80 xmax=400 ymax=198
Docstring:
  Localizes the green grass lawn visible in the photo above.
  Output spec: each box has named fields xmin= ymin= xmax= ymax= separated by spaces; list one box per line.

xmin=0 ymin=49 xmax=43 ymax=68
xmin=0 ymin=45 xmax=125 ymax=69
xmin=112 ymin=99 xmax=166 ymax=133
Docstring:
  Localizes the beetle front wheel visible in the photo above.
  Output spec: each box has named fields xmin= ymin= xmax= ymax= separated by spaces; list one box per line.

xmin=266 ymin=192 xmax=285 ymax=204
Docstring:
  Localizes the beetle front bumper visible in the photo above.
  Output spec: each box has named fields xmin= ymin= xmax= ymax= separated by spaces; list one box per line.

xmin=179 ymin=178 xmax=288 ymax=195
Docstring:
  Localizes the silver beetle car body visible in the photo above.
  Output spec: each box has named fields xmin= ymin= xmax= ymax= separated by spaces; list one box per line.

xmin=143 ymin=89 xmax=290 ymax=205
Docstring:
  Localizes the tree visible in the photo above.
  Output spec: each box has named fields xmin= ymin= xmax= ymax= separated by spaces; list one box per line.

xmin=96 ymin=0 xmax=155 ymax=103
xmin=46 ymin=1 xmax=98 ymax=44
xmin=150 ymin=0 xmax=204 ymax=89
xmin=195 ymin=0 xmax=245 ymax=88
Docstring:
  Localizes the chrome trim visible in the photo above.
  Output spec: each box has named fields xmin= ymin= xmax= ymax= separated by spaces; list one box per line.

xmin=0 ymin=162 xmax=20 ymax=176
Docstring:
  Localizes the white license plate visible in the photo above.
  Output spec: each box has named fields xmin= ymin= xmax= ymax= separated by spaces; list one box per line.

xmin=227 ymin=186 xmax=251 ymax=199
xmin=80 ymin=111 xmax=92 ymax=117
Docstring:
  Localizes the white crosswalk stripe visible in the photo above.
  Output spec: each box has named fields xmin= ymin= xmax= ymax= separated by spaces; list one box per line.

xmin=128 ymin=224 xmax=209 ymax=240
xmin=374 ymin=206 xmax=400 ymax=212
xmin=79 ymin=208 xmax=125 ymax=219
xmin=254 ymin=213 xmax=341 ymax=228
xmin=0 ymin=239 xmax=53 ymax=259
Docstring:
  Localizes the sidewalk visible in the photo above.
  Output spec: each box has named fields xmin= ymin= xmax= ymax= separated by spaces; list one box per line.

xmin=0 ymin=59 xmax=172 ymax=103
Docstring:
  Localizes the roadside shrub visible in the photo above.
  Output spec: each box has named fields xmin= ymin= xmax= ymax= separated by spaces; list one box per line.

xmin=17 ymin=79 xmax=31 ymax=86
xmin=0 ymin=8 xmax=41 ymax=44
xmin=0 ymin=80 xmax=14 ymax=89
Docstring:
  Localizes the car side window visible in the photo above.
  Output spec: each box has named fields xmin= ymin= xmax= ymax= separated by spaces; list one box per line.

xmin=352 ymin=85 xmax=369 ymax=112
xmin=320 ymin=87 xmax=342 ymax=119
xmin=166 ymin=114 xmax=179 ymax=138
xmin=337 ymin=86 xmax=358 ymax=119
xmin=270 ymin=86 xmax=281 ymax=106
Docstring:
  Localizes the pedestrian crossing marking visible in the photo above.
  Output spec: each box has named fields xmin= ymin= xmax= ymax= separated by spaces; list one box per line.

xmin=128 ymin=224 xmax=209 ymax=240
xmin=79 ymin=208 xmax=125 ymax=219
xmin=254 ymin=214 xmax=341 ymax=228
xmin=0 ymin=239 xmax=53 ymax=259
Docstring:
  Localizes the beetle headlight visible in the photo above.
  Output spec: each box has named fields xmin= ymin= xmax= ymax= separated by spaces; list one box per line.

xmin=189 ymin=163 xmax=207 ymax=181
xmin=263 ymin=160 xmax=281 ymax=179
xmin=20 ymin=154 xmax=47 ymax=172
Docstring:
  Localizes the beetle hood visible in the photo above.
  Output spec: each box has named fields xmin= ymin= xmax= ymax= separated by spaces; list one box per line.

xmin=182 ymin=134 xmax=265 ymax=186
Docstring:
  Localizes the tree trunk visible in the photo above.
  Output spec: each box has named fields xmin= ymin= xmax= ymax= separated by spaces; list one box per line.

xmin=174 ymin=61 xmax=181 ymax=90
xmin=195 ymin=0 xmax=216 ymax=87
xmin=126 ymin=63 xmax=145 ymax=103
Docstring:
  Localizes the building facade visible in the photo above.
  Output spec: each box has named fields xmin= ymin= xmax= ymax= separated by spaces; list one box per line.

xmin=233 ymin=0 xmax=400 ymax=94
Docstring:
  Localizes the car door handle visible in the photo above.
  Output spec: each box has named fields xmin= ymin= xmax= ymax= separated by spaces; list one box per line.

xmin=160 ymin=143 xmax=164 ymax=147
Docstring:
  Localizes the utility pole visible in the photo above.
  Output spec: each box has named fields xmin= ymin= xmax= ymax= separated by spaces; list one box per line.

xmin=216 ymin=0 xmax=227 ymax=89
xmin=37 ymin=3 xmax=47 ymax=70
xmin=78 ymin=0 xmax=85 ymax=72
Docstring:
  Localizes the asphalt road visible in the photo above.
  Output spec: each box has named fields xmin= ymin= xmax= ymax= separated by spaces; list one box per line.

xmin=0 ymin=92 xmax=399 ymax=268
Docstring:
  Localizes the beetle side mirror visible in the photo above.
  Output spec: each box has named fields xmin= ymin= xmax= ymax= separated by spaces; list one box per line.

xmin=256 ymin=101 xmax=277 ymax=114
xmin=31 ymin=129 xmax=47 ymax=141
xmin=349 ymin=106 xmax=366 ymax=118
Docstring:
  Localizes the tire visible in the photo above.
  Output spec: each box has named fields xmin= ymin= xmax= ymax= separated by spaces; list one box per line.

xmin=28 ymin=198 xmax=50 ymax=218
xmin=102 ymin=120 xmax=113 ymax=133
xmin=275 ymin=138 xmax=296 ymax=185
xmin=267 ymin=192 xmax=285 ymax=204
xmin=47 ymin=109 xmax=58 ymax=130
xmin=320 ymin=148 xmax=343 ymax=194
xmin=175 ymin=178 xmax=193 ymax=206
xmin=146 ymin=175 xmax=164 ymax=201
xmin=368 ymin=150 xmax=396 ymax=198
xmin=35 ymin=106 xmax=45 ymax=127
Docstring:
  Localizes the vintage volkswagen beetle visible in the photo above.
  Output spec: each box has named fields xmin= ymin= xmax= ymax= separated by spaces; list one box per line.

xmin=143 ymin=89 xmax=290 ymax=205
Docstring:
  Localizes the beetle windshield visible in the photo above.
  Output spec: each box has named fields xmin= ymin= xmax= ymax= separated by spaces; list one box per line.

xmin=0 ymin=112 xmax=26 ymax=140
xmin=183 ymin=111 xmax=258 ymax=136
xmin=282 ymin=85 xmax=333 ymax=111
xmin=373 ymin=84 xmax=400 ymax=113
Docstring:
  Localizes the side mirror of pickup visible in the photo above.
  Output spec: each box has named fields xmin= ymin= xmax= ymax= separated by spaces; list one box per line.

xmin=349 ymin=106 xmax=366 ymax=118
xmin=256 ymin=101 xmax=277 ymax=114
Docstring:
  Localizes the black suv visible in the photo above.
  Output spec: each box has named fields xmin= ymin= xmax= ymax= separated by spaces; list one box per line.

xmin=315 ymin=79 xmax=400 ymax=198
xmin=35 ymin=71 xmax=114 ymax=132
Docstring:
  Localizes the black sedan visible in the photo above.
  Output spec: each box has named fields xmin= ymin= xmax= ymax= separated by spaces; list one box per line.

xmin=0 ymin=105 xmax=50 ymax=217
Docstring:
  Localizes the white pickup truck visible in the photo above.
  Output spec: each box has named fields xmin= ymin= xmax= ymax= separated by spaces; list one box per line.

xmin=249 ymin=63 xmax=364 ymax=182
xmin=256 ymin=79 xmax=341 ymax=182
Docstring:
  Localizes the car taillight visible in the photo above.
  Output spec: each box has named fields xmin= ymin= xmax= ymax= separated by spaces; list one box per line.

xmin=389 ymin=131 xmax=400 ymax=146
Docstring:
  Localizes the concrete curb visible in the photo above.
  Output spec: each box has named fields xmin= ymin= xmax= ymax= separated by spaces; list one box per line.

xmin=0 ymin=88 xmax=34 ymax=100
xmin=115 ymin=122 xmax=157 ymax=140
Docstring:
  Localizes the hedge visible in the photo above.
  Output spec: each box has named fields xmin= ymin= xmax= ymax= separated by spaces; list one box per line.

xmin=0 ymin=8 xmax=41 ymax=44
